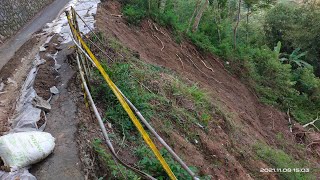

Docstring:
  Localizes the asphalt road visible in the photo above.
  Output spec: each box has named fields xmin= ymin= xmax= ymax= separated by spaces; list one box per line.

xmin=0 ymin=0 xmax=70 ymax=70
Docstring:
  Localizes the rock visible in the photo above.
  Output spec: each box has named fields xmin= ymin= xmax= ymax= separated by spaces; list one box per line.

xmin=55 ymin=46 xmax=63 ymax=51
xmin=7 ymin=78 xmax=17 ymax=87
xmin=35 ymin=58 xmax=46 ymax=66
xmin=54 ymin=64 xmax=61 ymax=71
xmin=33 ymin=95 xmax=51 ymax=112
xmin=57 ymin=37 xmax=64 ymax=42
xmin=39 ymin=46 xmax=46 ymax=51
xmin=0 ymin=82 xmax=4 ymax=92
xmin=50 ymin=86 xmax=59 ymax=95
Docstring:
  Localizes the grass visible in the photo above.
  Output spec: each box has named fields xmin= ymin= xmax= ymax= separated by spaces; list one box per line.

xmin=254 ymin=142 xmax=315 ymax=180
xmin=134 ymin=145 xmax=200 ymax=180
xmin=92 ymin=139 xmax=140 ymax=179
xmin=90 ymin=37 xmax=216 ymax=136
xmin=87 ymin=33 xmax=217 ymax=178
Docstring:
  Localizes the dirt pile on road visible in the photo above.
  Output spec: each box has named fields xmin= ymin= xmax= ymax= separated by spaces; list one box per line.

xmin=92 ymin=0 xmax=320 ymax=179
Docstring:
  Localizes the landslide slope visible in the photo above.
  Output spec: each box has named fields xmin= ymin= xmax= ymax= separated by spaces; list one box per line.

xmin=90 ymin=0 xmax=320 ymax=179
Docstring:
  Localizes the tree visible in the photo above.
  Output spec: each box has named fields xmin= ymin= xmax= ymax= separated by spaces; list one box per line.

xmin=186 ymin=0 xmax=201 ymax=33
xmin=159 ymin=0 xmax=167 ymax=13
xmin=243 ymin=0 xmax=257 ymax=43
xmin=192 ymin=0 xmax=209 ymax=32
xmin=233 ymin=0 xmax=242 ymax=49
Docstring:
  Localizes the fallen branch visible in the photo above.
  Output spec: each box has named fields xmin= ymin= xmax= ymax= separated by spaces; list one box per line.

xmin=107 ymin=13 xmax=123 ymax=18
xmin=303 ymin=114 xmax=320 ymax=131
xmin=176 ymin=54 xmax=184 ymax=69
xmin=307 ymin=140 xmax=320 ymax=148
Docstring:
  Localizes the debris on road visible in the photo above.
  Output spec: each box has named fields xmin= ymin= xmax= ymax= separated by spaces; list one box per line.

xmin=39 ymin=46 xmax=46 ymax=52
xmin=33 ymin=95 xmax=51 ymax=112
xmin=7 ymin=78 xmax=17 ymax=87
xmin=50 ymin=86 xmax=59 ymax=95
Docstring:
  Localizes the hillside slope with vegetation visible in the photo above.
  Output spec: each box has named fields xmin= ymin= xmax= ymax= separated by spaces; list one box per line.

xmin=120 ymin=0 xmax=320 ymax=127
xmin=78 ymin=0 xmax=320 ymax=179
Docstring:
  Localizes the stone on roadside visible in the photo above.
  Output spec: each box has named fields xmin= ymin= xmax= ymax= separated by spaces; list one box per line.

xmin=33 ymin=95 xmax=51 ymax=112
xmin=50 ymin=86 xmax=59 ymax=95
xmin=40 ymin=46 xmax=46 ymax=52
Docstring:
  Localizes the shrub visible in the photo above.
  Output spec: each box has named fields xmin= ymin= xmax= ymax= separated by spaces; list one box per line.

xmin=123 ymin=4 xmax=146 ymax=25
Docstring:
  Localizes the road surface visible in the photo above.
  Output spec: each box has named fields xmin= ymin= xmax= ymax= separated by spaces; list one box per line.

xmin=0 ymin=0 xmax=70 ymax=70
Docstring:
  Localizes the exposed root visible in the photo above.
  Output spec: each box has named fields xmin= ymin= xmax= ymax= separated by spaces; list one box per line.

xmin=184 ymin=53 xmax=222 ymax=84
xmin=148 ymin=20 xmax=165 ymax=51
xmin=200 ymin=59 xmax=215 ymax=73
xmin=176 ymin=54 xmax=184 ymax=69
xmin=153 ymin=22 xmax=172 ymax=41
xmin=153 ymin=34 xmax=165 ymax=51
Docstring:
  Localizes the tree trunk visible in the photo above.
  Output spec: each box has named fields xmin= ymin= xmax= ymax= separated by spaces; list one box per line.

xmin=246 ymin=7 xmax=250 ymax=44
xmin=233 ymin=0 xmax=242 ymax=49
xmin=186 ymin=0 xmax=201 ymax=33
xmin=192 ymin=0 xmax=209 ymax=32
xmin=159 ymin=0 xmax=167 ymax=13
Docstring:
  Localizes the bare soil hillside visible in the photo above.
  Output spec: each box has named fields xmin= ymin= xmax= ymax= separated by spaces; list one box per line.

xmin=91 ymin=0 xmax=320 ymax=179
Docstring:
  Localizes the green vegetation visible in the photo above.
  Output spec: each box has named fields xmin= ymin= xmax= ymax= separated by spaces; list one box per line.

xmin=134 ymin=145 xmax=201 ymax=180
xmin=121 ymin=0 xmax=320 ymax=127
xmin=89 ymin=36 xmax=215 ymax=178
xmin=93 ymin=139 xmax=140 ymax=179
xmin=254 ymin=143 xmax=315 ymax=180
xmin=91 ymin=57 xmax=214 ymax=135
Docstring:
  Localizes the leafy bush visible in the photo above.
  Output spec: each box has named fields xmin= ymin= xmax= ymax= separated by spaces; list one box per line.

xmin=123 ymin=4 xmax=146 ymax=25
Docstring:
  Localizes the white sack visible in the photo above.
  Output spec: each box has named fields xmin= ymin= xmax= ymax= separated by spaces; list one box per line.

xmin=0 ymin=131 xmax=55 ymax=168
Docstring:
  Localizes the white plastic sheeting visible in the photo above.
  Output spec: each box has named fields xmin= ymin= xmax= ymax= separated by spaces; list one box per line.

xmin=44 ymin=0 xmax=100 ymax=44
xmin=0 ymin=169 xmax=36 ymax=180
xmin=10 ymin=56 xmax=44 ymax=133
xmin=0 ymin=0 xmax=101 ymax=178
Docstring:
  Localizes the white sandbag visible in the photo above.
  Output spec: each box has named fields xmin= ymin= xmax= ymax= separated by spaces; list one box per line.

xmin=0 ymin=131 xmax=55 ymax=168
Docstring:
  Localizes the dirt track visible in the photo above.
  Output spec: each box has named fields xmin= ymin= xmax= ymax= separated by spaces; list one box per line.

xmin=30 ymin=36 xmax=84 ymax=180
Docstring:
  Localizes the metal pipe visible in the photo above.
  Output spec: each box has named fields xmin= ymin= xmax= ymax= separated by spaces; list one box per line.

xmin=72 ymin=37 xmax=199 ymax=180
xmin=117 ymin=89 xmax=199 ymax=180
xmin=74 ymin=38 xmax=156 ymax=180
